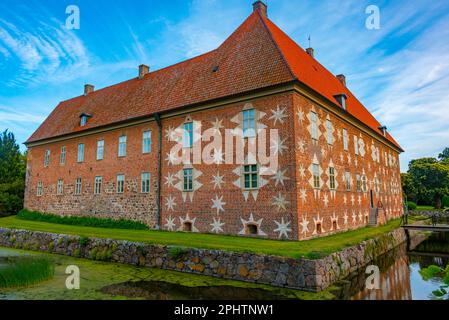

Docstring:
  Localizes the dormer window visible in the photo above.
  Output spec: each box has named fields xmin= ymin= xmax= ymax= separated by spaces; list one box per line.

xmin=378 ymin=126 xmax=387 ymax=137
xmin=79 ymin=113 xmax=91 ymax=127
xmin=334 ymin=94 xmax=347 ymax=110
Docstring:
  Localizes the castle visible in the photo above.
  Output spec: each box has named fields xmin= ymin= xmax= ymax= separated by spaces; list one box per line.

xmin=24 ymin=1 xmax=404 ymax=240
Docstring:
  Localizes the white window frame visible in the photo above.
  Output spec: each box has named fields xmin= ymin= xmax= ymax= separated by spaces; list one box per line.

xmin=183 ymin=168 xmax=193 ymax=192
xmin=97 ymin=140 xmax=104 ymax=161
xmin=242 ymin=109 xmax=256 ymax=138
xmin=80 ymin=115 xmax=88 ymax=127
xmin=77 ymin=143 xmax=85 ymax=163
xmin=118 ymin=136 xmax=127 ymax=157
xmin=326 ymin=120 xmax=333 ymax=145
xmin=183 ymin=122 xmax=193 ymax=148
xmin=361 ymin=174 xmax=368 ymax=192
xmin=311 ymin=112 xmax=318 ymax=141
xmin=142 ymin=131 xmax=152 ymax=154
xmin=343 ymin=129 xmax=348 ymax=151
xmin=329 ymin=167 xmax=336 ymax=190
xmin=345 ymin=171 xmax=351 ymax=191
xmin=57 ymin=179 xmax=64 ymax=195
xmin=141 ymin=172 xmax=151 ymax=193
xmin=60 ymin=146 xmax=66 ymax=165
xmin=354 ymin=136 xmax=359 ymax=155
xmin=312 ymin=164 xmax=320 ymax=189
xmin=37 ymin=181 xmax=43 ymax=196
xmin=75 ymin=178 xmax=82 ymax=196
xmin=356 ymin=174 xmax=362 ymax=192
xmin=117 ymin=174 xmax=125 ymax=193
xmin=94 ymin=176 xmax=102 ymax=195
xmin=44 ymin=149 xmax=50 ymax=167
xmin=243 ymin=164 xmax=259 ymax=190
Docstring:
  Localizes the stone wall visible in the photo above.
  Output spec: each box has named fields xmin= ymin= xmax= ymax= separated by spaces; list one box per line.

xmin=0 ymin=227 xmax=411 ymax=292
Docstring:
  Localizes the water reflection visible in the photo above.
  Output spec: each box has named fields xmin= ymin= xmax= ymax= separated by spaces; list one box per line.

xmin=336 ymin=233 xmax=449 ymax=300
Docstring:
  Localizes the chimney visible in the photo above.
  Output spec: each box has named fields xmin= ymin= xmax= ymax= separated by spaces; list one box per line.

xmin=84 ymin=84 xmax=94 ymax=96
xmin=378 ymin=126 xmax=387 ymax=137
xmin=253 ymin=1 xmax=267 ymax=17
xmin=138 ymin=64 xmax=150 ymax=79
xmin=306 ymin=47 xmax=315 ymax=58
xmin=336 ymin=74 xmax=346 ymax=87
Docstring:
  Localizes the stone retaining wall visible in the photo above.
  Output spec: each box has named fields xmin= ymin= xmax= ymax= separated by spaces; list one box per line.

xmin=0 ymin=227 xmax=411 ymax=292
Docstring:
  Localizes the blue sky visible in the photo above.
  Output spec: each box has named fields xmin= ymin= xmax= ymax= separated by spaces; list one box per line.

xmin=1 ymin=0 xmax=449 ymax=171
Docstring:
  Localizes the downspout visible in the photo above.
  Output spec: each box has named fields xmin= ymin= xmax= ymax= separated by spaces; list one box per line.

xmin=154 ymin=113 xmax=163 ymax=230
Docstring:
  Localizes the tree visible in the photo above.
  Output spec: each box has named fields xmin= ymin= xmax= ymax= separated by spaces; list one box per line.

xmin=401 ymin=172 xmax=418 ymax=203
xmin=408 ymin=158 xmax=449 ymax=209
xmin=439 ymin=147 xmax=449 ymax=163
xmin=0 ymin=130 xmax=26 ymax=216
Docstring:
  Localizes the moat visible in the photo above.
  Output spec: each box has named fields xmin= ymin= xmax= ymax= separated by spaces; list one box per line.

xmin=1 ymin=232 xmax=448 ymax=300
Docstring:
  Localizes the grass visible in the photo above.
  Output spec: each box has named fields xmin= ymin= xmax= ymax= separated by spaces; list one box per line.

xmin=0 ymin=215 xmax=402 ymax=259
xmin=0 ymin=256 xmax=54 ymax=288
xmin=416 ymin=205 xmax=437 ymax=211
xmin=17 ymin=209 xmax=149 ymax=230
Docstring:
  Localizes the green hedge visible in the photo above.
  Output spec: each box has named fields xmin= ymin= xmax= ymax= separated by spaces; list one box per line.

xmin=17 ymin=210 xmax=149 ymax=230
xmin=443 ymin=195 xmax=449 ymax=208
xmin=407 ymin=201 xmax=417 ymax=211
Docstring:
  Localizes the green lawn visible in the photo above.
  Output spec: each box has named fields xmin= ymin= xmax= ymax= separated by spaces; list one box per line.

xmin=0 ymin=215 xmax=402 ymax=259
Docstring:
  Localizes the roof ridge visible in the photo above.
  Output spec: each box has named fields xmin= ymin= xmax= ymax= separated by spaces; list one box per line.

xmin=256 ymin=12 xmax=297 ymax=81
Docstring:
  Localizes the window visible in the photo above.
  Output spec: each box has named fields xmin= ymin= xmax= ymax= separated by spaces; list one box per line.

xmin=183 ymin=222 xmax=192 ymax=232
xmin=354 ymin=136 xmax=359 ymax=155
xmin=183 ymin=169 xmax=193 ymax=191
xmin=77 ymin=144 xmax=85 ymax=163
xmin=243 ymin=164 xmax=258 ymax=189
xmin=310 ymin=112 xmax=318 ymax=141
xmin=361 ymin=175 xmax=368 ymax=192
xmin=60 ymin=146 xmax=66 ymax=165
xmin=57 ymin=179 xmax=64 ymax=195
xmin=326 ymin=120 xmax=333 ymax=145
xmin=80 ymin=115 xmax=88 ymax=127
xmin=37 ymin=181 xmax=43 ymax=196
xmin=183 ymin=122 xmax=193 ymax=148
xmin=44 ymin=149 xmax=50 ymax=167
xmin=94 ymin=176 xmax=102 ymax=195
xmin=142 ymin=131 xmax=152 ymax=154
xmin=75 ymin=178 xmax=82 ymax=195
xmin=343 ymin=129 xmax=348 ymax=151
xmin=97 ymin=140 xmax=104 ymax=160
xmin=356 ymin=174 xmax=362 ymax=192
xmin=242 ymin=109 xmax=256 ymax=138
xmin=374 ymin=177 xmax=381 ymax=193
xmin=118 ymin=136 xmax=127 ymax=157
xmin=329 ymin=167 xmax=336 ymax=190
xmin=312 ymin=164 xmax=320 ymax=189
xmin=141 ymin=172 xmax=150 ymax=193
xmin=345 ymin=172 xmax=351 ymax=191
xmin=117 ymin=174 xmax=125 ymax=193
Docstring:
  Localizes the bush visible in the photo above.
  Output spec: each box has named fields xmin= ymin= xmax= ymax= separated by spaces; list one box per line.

xmin=407 ymin=201 xmax=417 ymax=211
xmin=17 ymin=209 xmax=149 ymax=230
xmin=0 ymin=257 xmax=54 ymax=288
xmin=443 ymin=195 xmax=449 ymax=208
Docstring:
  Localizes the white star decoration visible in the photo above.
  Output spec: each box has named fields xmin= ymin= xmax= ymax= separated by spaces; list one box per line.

xmin=274 ymin=218 xmax=292 ymax=239
xmin=323 ymin=193 xmax=329 ymax=207
xmin=300 ymin=216 xmax=310 ymax=236
xmin=343 ymin=211 xmax=349 ymax=226
xmin=165 ymin=195 xmax=177 ymax=212
xmin=212 ymin=148 xmax=225 ymax=164
xmin=299 ymin=164 xmax=306 ymax=178
xmin=165 ymin=151 xmax=178 ymax=166
xmin=271 ymin=168 xmax=289 ymax=186
xmin=352 ymin=211 xmax=357 ymax=224
xmin=210 ymin=217 xmax=225 ymax=233
xmin=211 ymin=172 xmax=225 ymax=189
xmin=211 ymin=195 xmax=226 ymax=214
xmin=271 ymin=137 xmax=288 ymax=156
xmin=296 ymin=107 xmax=305 ymax=124
xmin=164 ymin=216 xmax=176 ymax=231
xmin=272 ymin=192 xmax=289 ymax=211
xmin=300 ymin=188 xmax=307 ymax=204
xmin=165 ymin=173 xmax=176 ymax=188
xmin=165 ymin=126 xmax=178 ymax=142
xmin=211 ymin=117 xmax=224 ymax=135
xmin=297 ymin=139 xmax=306 ymax=153
xmin=269 ymin=105 xmax=288 ymax=126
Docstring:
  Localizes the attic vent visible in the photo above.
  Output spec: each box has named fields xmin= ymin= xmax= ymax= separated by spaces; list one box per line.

xmin=306 ymin=47 xmax=315 ymax=58
xmin=378 ymin=126 xmax=387 ymax=137
xmin=212 ymin=65 xmax=219 ymax=73
xmin=334 ymin=94 xmax=348 ymax=110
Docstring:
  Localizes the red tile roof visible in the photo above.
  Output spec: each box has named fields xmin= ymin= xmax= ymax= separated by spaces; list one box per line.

xmin=27 ymin=10 xmax=401 ymax=150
